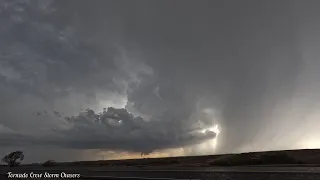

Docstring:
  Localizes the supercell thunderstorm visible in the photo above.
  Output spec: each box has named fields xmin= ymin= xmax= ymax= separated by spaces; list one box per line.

xmin=1 ymin=0 xmax=320 ymax=162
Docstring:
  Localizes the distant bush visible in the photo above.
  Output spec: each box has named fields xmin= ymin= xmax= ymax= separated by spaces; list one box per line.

xmin=42 ymin=160 xmax=56 ymax=167
xmin=209 ymin=152 xmax=303 ymax=166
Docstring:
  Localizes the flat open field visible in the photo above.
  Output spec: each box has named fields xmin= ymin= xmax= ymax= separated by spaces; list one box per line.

xmin=1 ymin=149 xmax=320 ymax=180
xmin=57 ymin=149 xmax=320 ymax=167
xmin=2 ymin=149 xmax=319 ymax=168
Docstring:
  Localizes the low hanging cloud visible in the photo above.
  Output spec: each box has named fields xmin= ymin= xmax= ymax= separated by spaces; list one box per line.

xmin=1 ymin=108 xmax=218 ymax=155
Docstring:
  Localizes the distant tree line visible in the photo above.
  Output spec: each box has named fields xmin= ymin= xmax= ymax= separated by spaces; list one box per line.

xmin=1 ymin=151 xmax=56 ymax=167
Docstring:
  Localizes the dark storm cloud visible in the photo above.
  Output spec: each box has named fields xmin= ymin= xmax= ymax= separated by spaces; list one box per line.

xmin=0 ymin=0 xmax=217 ymax=156
xmin=69 ymin=0 xmax=307 ymax=152
xmin=1 ymin=0 xmax=320 ymax=161
xmin=56 ymin=108 xmax=216 ymax=153
xmin=0 ymin=108 xmax=217 ymax=154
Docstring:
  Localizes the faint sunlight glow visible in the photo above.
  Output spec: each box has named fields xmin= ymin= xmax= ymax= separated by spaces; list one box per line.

xmin=294 ymin=112 xmax=320 ymax=149
xmin=296 ymin=136 xmax=320 ymax=149
xmin=195 ymin=124 xmax=221 ymax=154
xmin=200 ymin=124 xmax=220 ymax=135
xmin=95 ymin=92 xmax=128 ymax=111
xmin=189 ymin=106 xmax=222 ymax=155
xmin=298 ymin=139 xmax=320 ymax=149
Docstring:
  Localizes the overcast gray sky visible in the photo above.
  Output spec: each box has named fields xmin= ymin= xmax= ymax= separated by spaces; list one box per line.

xmin=1 ymin=0 xmax=320 ymax=163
